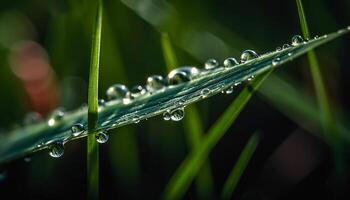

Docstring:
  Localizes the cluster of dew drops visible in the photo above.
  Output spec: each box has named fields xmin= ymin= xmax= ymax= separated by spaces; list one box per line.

xmin=41 ymin=34 xmax=312 ymax=158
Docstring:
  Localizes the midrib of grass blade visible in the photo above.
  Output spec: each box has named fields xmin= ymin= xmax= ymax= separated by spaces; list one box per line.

xmin=221 ymin=132 xmax=259 ymax=200
xmin=161 ymin=33 xmax=214 ymax=199
xmin=87 ymin=0 xmax=102 ymax=199
xmin=163 ymin=71 xmax=271 ymax=199
xmin=296 ymin=0 xmax=338 ymax=141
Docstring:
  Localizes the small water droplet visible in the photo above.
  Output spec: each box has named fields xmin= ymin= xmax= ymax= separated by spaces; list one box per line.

xmin=98 ymin=99 xmax=106 ymax=107
xmin=282 ymin=44 xmax=290 ymax=49
xmin=170 ymin=108 xmax=185 ymax=121
xmin=288 ymin=52 xmax=293 ymax=56
xmin=223 ymin=57 xmax=239 ymax=68
xmin=71 ymin=123 xmax=85 ymax=136
xmin=133 ymin=116 xmax=140 ymax=124
xmin=48 ymin=109 xmax=65 ymax=126
xmin=247 ymin=75 xmax=255 ymax=81
xmin=204 ymin=59 xmax=219 ymax=70
xmin=96 ymin=130 xmax=109 ymax=143
xmin=291 ymin=35 xmax=304 ymax=46
xmin=130 ymin=85 xmax=146 ymax=98
xmin=49 ymin=142 xmax=64 ymax=158
xmin=146 ymin=75 xmax=165 ymax=92
xmin=276 ymin=47 xmax=282 ymax=51
xmin=106 ymin=84 xmax=129 ymax=100
xmin=240 ymin=50 xmax=259 ymax=63
xmin=201 ymin=88 xmax=211 ymax=98
xmin=225 ymin=87 xmax=234 ymax=94
xmin=163 ymin=111 xmax=171 ymax=121
xmin=314 ymin=35 xmax=319 ymax=39
xmin=167 ymin=67 xmax=199 ymax=85
xmin=272 ymin=57 xmax=281 ymax=66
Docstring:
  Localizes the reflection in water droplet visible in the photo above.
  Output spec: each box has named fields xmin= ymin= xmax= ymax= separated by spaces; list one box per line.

xmin=223 ymin=58 xmax=239 ymax=68
xmin=201 ymin=88 xmax=210 ymax=98
xmin=163 ymin=111 xmax=171 ymax=121
xmin=225 ymin=87 xmax=234 ymax=94
xmin=234 ymin=82 xmax=241 ymax=86
xmin=130 ymin=85 xmax=146 ymax=98
xmin=288 ymin=52 xmax=293 ymax=56
xmin=96 ymin=130 xmax=109 ymax=144
xmin=167 ymin=67 xmax=199 ymax=86
xmin=314 ymin=35 xmax=319 ymax=39
xmin=240 ymin=50 xmax=259 ymax=63
xmin=205 ymin=59 xmax=219 ymax=70
xmin=71 ymin=123 xmax=85 ymax=136
xmin=106 ymin=84 xmax=129 ymax=100
xmin=282 ymin=44 xmax=290 ymax=49
xmin=146 ymin=75 xmax=164 ymax=92
xmin=291 ymin=35 xmax=304 ymax=46
xmin=48 ymin=109 xmax=64 ymax=126
xmin=272 ymin=57 xmax=281 ymax=66
xmin=49 ymin=142 xmax=64 ymax=158
xmin=170 ymin=108 xmax=185 ymax=121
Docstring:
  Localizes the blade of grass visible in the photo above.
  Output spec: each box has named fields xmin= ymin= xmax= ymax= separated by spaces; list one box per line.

xmin=163 ymin=71 xmax=271 ymax=199
xmin=221 ymin=132 xmax=260 ymax=200
xmin=87 ymin=0 xmax=103 ymax=199
xmin=161 ymin=32 xmax=214 ymax=199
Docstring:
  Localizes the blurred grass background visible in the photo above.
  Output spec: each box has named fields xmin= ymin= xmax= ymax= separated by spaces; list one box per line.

xmin=0 ymin=0 xmax=349 ymax=199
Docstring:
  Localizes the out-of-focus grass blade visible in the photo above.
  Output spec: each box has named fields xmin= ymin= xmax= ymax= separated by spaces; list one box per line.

xmin=221 ymin=132 xmax=260 ymax=200
xmin=161 ymin=33 xmax=214 ymax=199
xmin=296 ymin=0 xmax=338 ymax=142
xmin=87 ymin=0 xmax=103 ymax=199
xmin=163 ymin=72 xmax=270 ymax=199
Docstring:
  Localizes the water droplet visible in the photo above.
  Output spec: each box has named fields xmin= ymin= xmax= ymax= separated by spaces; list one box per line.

xmin=282 ymin=44 xmax=290 ymax=49
xmin=240 ymin=50 xmax=259 ymax=63
xmin=201 ymin=88 xmax=211 ymax=98
xmin=71 ymin=123 xmax=85 ymax=136
xmin=272 ymin=57 xmax=281 ymax=66
xmin=170 ymin=108 xmax=185 ymax=121
xmin=223 ymin=57 xmax=239 ymax=68
xmin=177 ymin=99 xmax=185 ymax=106
xmin=49 ymin=142 xmax=64 ymax=158
xmin=23 ymin=112 xmax=42 ymax=125
xmin=314 ymin=35 xmax=319 ymax=39
xmin=163 ymin=111 xmax=171 ymax=121
xmin=98 ymin=99 xmax=106 ymax=107
xmin=106 ymin=84 xmax=129 ymax=100
xmin=167 ymin=67 xmax=199 ymax=85
xmin=48 ymin=109 xmax=64 ymax=126
xmin=130 ymin=85 xmax=146 ymax=98
xmin=96 ymin=130 xmax=109 ymax=144
xmin=247 ymin=75 xmax=255 ymax=81
xmin=291 ymin=35 xmax=304 ymax=46
xmin=225 ymin=87 xmax=234 ymax=94
xmin=133 ymin=116 xmax=140 ymax=124
xmin=276 ymin=47 xmax=282 ymax=51
xmin=24 ymin=156 xmax=31 ymax=162
xmin=204 ymin=59 xmax=219 ymax=70
xmin=146 ymin=75 xmax=165 ymax=92
xmin=288 ymin=52 xmax=293 ymax=56
xmin=234 ymin=82 xmax=241 ymax=86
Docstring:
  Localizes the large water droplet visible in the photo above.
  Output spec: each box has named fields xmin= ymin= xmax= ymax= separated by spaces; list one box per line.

xmin=146 ymin=75 xmax=165 ymax=92
xmin=96 ymin=130 xmax=109 ymax=144
xmin=223 ymin=57 xmax=239 ymax=68
xmin=291 ymin=35 xmax=304 ymax=46
xmin=201 ymin=88 xmax=211 ymax=98
xmin=71 ymin=123 xmax=85 ymax=136
xmin=106 ymin=84 xmax=129 ymax=100
xmin=240 ymin=50 xmax=259 ymax=63
xmin=49 ymin=142 xmax=64 ymax=158
xmin=167 ymin=67 xmax=199 ymax=86
xmin=163 ymin=111 xmax=171 ymax=121
xmin=276 ymin=47 xmax=282 ymax=51
xmin=48 ymin=109 xmax=64 ymax=126
xmin=204 ymin=59 xmax=219 ymax=70
xmin=170 ymin=108 xmax=185 ymax=121
xmin=130 ymin=85 xmax=146 ymax=98
xmin=272 ymin=57 xmax=281 ymax=66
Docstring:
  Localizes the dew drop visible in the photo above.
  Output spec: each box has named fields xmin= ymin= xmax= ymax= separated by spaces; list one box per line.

xmin=98 ymin=99 xmax=106 ymax=107
xmin=201 ymin=88 xmax=211 ymax=98
xmin=71 ymin=123 xmax=85 ymax=136
xmin=130 ymin=85 xmax=146 ymax=98
xmin=240 ymin=50 xmax=259 ymax=63
xmin=204 ymin=59 xmax=219 ymax=70
xmin=314 ymin=35 xmax=319 ymax=39
xmin=133 ymin=116 xmax=140 ymax=124
xmin=106 ymin=84 xmax=129 ymax=100
xmin=48 ymin=109 xmax=64 ymax=126
xmin=276 ymin=47 xmax=282 ymax=51
xmin=225 ymin=87 xmax=234 ymax=94
xmin=167 ymin=67 xmax=199 ymax=86
xmin=247 ymin=75 xmax=255 ymax=81
xmin=163 ymin=111 xmax=171 ymax=121
xmin=49 ymin=142 xmax=64 ymax=158
xmin=170 ymin=108 xmax=185 ymax=121
xmin=223 ymin=57 xmax=239 ymax=68
xmin=146 ymin=75 xmax=165 ymax=92
xmin=282 ymin=44 xmax=290 ymax=49
xmin=96 ymin=130 xmax=109 ymax=144
xmin=272 ymin=57 xmax=281 ymax=66
xmin=291 ymin=35 xmax=304 ymax=46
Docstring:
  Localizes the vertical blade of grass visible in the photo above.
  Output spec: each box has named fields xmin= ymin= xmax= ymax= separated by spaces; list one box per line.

xmin=296 ymin=0 xmax=338 ymax=141
xmin=221 ymin=132 xmax=260 ymax=200
xmin=87 ymin=0 xmax=103 ymax=199
xmin=161 ymin=32 xmax=214 ymax=199
xmin=163 ymin=71 xmax=272 ymax=199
